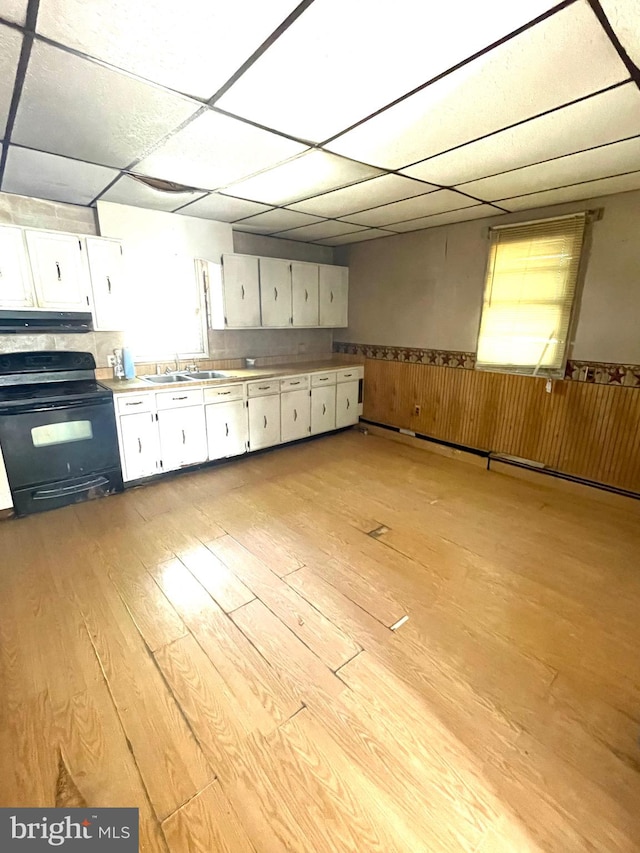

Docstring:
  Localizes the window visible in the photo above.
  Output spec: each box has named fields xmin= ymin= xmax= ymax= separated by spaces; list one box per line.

xmin=476 ymin=213 xmax=587 ymax=376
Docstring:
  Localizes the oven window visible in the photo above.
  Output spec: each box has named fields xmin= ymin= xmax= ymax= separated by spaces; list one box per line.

xmin=31 ymin=420 xmax=94 ymax=448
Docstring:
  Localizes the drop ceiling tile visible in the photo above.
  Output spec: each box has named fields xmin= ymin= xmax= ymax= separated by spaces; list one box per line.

xmin=2 ymin=146 xmax=117 ymax=204
xmin=289 ymin=174 xmax=437 ymax=218
xmin=135 ymin=110 xmax=306 ymax=191
xmin=0 ymin=0 xmax=27 ymax=24
xmin=600 ymin=0 xmax=640 ymax=69
xmin=12 ymin=41 xmax=200 ymax=167
xmin=223 ymin=151 xmax=384 ymax=206
xmin=275 ymin=220 xmax=369 ymax=241
xmin=386 ymin=204 xmax=504 ymax=233
xmin=232 ymin=222 xmax=275 ymax=234
xmin=460 ymin=137 xmax=640 ymax=200
xmin=317 ymin=229 xmax=396 ymax=246
xmin=0 ymin=24 xmax=22 ymax=136
xmin=99 ymin=174 xmax=204 ymax=212
xmin=217 ymin=0 xmax=558 ymax=141
xmin=402 ymin=83 xmax=640 ymax=186
xmin=178 ymin=194 xmax=273 ymax=222
xmin=500 ymin=171 xmax=640 ymax=211
xmin=328 ymin=1 xmax=628 ymax=169
xmin=345 ymin=190 xmax=477 ymax=227
xmin=36 ymin=0 xmax=302 ymax=99
xmin=234 ymin=209 xmax=324 ymax=234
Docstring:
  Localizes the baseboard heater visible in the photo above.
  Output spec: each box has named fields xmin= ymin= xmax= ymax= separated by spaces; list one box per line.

xmin=359 ymin=418 xmax=489 ymax=457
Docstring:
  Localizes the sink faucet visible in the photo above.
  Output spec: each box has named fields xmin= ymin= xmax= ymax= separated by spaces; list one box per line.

xmin=164 ymin=365 xmax=172 ymax=374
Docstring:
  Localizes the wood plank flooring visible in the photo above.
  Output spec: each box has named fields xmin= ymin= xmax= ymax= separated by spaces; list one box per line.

xmin=1 ymin=430 xmax=639 ymax=852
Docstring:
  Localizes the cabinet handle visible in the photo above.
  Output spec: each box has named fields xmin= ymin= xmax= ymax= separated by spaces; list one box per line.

xmin=274 ymin=287 xmax=278 ymax=301
xmin=106 ymin=275 xmax=111 ymax=294
xmin=241 ymin=285 xmax=245 ymax=300
xmin=289 ymin=381 xmax=300 ymax=386
xmin=182 ymin=429 xmax=186 ymax=444
xmin=293 ymin=408 xmax=298 ymax=421
xmin=137 ymin=437 xmax=142 ymax=453
xmin=330 ymin=290 xmax=334 ymax=303
xmin=127 ymin=400 xmax=143 ymax=406
xmin=173 ymin=395 xmax=188 ymax=401
xmin=304 ymin=289 xmax=308 ymax=302
xmin=318 ymin=377 xmax=328 ymax=382
xmin=344 ymin=373 xmax=353 ymax=378
xmin=56 ymin=262 xmax=61 ymax=281
xmin=322 ymin=403 xmax=326 ymax=415
xmin=225 ymin=422 xmax=229 ymax=437
xmin=263 ymin=415 xmax=267 ymax=428
xmin=258 ymin=385 xmax=270 ymax=390
xmin=219 ymin=391 xmax=231 ymax=396
xmin=346 ymin=398 xmax=350 ymax=409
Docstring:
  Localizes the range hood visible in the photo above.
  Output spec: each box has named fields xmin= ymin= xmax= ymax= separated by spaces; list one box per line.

xmin=0 ymin=310 xmax=93 ymax=334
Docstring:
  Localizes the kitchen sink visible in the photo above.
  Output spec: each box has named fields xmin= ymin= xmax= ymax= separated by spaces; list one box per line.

xmin=180 ymin=370 xmax=238 ymax=380
xmin=140 ymin=374 xmax=195 ymax=384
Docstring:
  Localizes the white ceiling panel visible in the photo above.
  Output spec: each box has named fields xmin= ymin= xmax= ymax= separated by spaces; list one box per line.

xmin=600 ymin=0 xmax=640 ymax=68
xmin=99 ymin=174 xmax=204 ymax=212
xmin=317 ymin=229 xmax=396 ymax=246
xmin=232 ymin=222 xmax=276 ymax=234
xmin=234 ymin=208 xmax=324 ymax=233
xmin=386 ymin=204 xmax=504 ymax=233
xmin=217 ymin=0 xmax=558 ymax=142
xmin=2 ymin=146 xmax=117 ymax=204
xmin=345 ymin=190 xmax=477 ymax=227
xmin=402 ymin=83 xmax=640 ymax=186
xmin=36 ymin=0 xmax=302 ymax=99
xmin=0 ymin=24 xmax=21 ymax=137
xmin=135 ymin=110 xmax=306 ymax=191
xmin=223 ymin=151 xmax=383 ymax=205
xmin=0 ymin=0 xmax=27 ymax=24
xmin=460 ymin=137 xmax=640 ymax=200
xmin=500 ymin=171 xmax=640 ymax=211
xmin=328 ymin=1 xmax=628 ymax=169
xmin=178 ymin=194 xmax=273 ymax=222
xmin=274 ymin=220 xmax=369 ymax=241
xmin=289 ymin=174 xmax=437 ymax=218
xmin=12 ymin=42 xmax=200 ymax=168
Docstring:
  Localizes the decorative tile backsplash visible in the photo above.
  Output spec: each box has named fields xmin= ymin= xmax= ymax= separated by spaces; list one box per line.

xmin=333 ymin=342 xmax=640 ymax=388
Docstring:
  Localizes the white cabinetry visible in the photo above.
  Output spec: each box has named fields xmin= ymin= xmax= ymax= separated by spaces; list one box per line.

xmin=25 ymin=230 xmax=88 ymax=310
xmin=311 ymin=381 xmax=336 ymax=435
xmin=291 ymin=262 xmax=319 ymax=326
xmin=119 ymin=411 xmax=159 ymax=481
xmin=219 ymin=253 xmax=261 ymax=327
xmin=280 ymin=375 xmax=311 ymax=443
xmin=0 ymin=225 xmax=34 ymax=308
xmin=247 ymin=382 xmax=280 ymax=450
xmin=259 ymin=258 xmax=292 ymax=327
xmin=319 ymin=264 xmax=348 ymax=327
xmin=336 ymin=380 xmax=360 ymax=428
xmin=205 ymin=385 xmax=247 ymax=460
xmin=156 ymin=388 xmax=207 ymax=472
xmin=86 ymin=237 xmax=127 ymax=330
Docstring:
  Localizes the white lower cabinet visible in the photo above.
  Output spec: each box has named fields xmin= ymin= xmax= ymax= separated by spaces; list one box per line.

xmin=158 ymin=406 xmax=208 ymax=471
xmin=336 ymin=380 xmax=360 ymax=428
xmin=281 ymin=388 xmax=311 ymax=443
xmin=119 ymin=411 xmax=159 ymax=481
xmin=311 ymin=385 xmax=336 ymax=435
xmin=248 ymin=394 xmax=280 ymax=451
xmin=206 ymin=400 xmax=248 ymax=460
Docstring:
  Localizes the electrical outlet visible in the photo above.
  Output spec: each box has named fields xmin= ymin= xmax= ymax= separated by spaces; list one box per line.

xmin=107 ymin=354 xmax=116 ymax=367
xmin=414 ymin=404 xmax=421 ymax=416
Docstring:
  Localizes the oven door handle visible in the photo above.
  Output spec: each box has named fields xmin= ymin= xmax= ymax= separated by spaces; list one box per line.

xmin=32 ymin=475 xmax=110 ymax=500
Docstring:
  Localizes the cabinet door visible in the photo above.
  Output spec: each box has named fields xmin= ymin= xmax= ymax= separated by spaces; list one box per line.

xmin=319 ymin=265 xmax=348 ymax=327
xmin=0 ymin=225 xmax=35 ymax=308
xmin=158 ymin=405 xmax=208 ymax=471
xmin=86 ymin=237 xmax=127 ymax=331
xmin=25 ymin=230 xmax=88 ymax=310
xmin=311 ymin=385 xmax=336 ymax=435
xmin=259 ymin=258 xmax=292 ymax=327
xmin=221 ymin=254 xmax=261 ymax=327
xmin=336 ymin=380 xmax=359 ymax=428
xmin=119 ymin=411 xmax=159 ymax=482
xmin=291 ymin=263 xmax=319 ymax=326
xmin=248 ymin=395 xmax=280 ymax=451
xmin=280 ymin=388 xmax=310 ymax=443
xmin=206 ymin=400 xmax=248 ymax=460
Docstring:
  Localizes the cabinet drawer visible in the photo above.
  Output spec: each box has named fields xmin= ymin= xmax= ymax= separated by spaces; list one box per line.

xmin=280 ymin=375 xmax=309 ymax=392
xmin=337 ymin=367 xmax=363 ymax=383
xmin=156 ymin=388 xmax=204 ymax=410
xmin=311 ymin=371 xmax=336 ymax=387
xmin=247 ymin=379 xmax=279 ymax=397
xmin=116 ymin=393 xmax=154 ymax=414
xmin=204 ymin=384 xmax=244 ymax=403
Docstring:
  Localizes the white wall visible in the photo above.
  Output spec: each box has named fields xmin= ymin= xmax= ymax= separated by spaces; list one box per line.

xmin=234 ymin=230 xmax=335 ymax=264
xmin=338 ymin=188 xmax=640 ymax=364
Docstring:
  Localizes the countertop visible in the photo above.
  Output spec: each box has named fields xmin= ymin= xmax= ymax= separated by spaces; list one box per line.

xmin=101 ymin=357 xmax=364 ymax=394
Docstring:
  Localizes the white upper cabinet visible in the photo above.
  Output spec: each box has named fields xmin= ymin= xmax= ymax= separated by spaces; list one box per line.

xmin=319 ymin=264 xmax=348 ymax=327
xmin=259 ymin=257 xmax=292 ymax=327
xmin=86 ymin=236 xmax=127 ymax=331
xmin=291 ymin=262 xmax=319 ymax=327
xmin=0 ymin=225 xmax=35 ymax=308
xmin=25 ymin=230 xmax=88 ymax=311
xmin=220 ymin=253 xmax=261 ymax=327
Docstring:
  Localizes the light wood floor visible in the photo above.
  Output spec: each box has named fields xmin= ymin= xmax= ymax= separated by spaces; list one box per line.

xmin=1 ymin=431 xmax=639 ymax=852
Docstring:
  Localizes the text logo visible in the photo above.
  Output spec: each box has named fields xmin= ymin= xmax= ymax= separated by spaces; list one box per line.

xmin=0 ymin=809 xmax=138 ymax=850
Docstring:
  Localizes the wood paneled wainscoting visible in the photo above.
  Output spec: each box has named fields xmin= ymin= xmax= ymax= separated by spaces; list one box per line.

xmin=359 ymin=357 xmax=640 ymax=494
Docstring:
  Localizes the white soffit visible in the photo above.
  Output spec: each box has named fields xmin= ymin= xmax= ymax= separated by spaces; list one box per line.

xmin=0 ymin=24 xmax=22 ymax=134
xmin=0 ymin=0 xmax=28 ymax=25
xmin=178 ymin=194 xmax=273 ymax=222
xmin=460 ymin=137 xmax=640 ymax=200
xmin=233 ymin=208 xmax=324 ymax=234
xmin=317 ymin=229 xmax=396 ymax=246
xmin=345 ymin=190 xmax=477 ymax=227
xmin=2 ymin=146 xmax=117 ymax=204
xmin=500 ymin=170 xmax=640 ymax=211
xmin=275 ymin=220 xmax=369 ymax=241
xmin=327 ymin=1 xmax=629 ymax=169
xmin=35 ymin=0 xmax=302 ymax=99
xmin=385 ymin=204 xmax=504 ymax=233
xmin=99 ymin=174 xmax=204 ymax=212
xmin=599 ymin=0 xmax=640 ymax=68
xmin=217 ymin=0 xmax=558 ymax=142
xmin=12 ymin=41 xmax=200 ymax=168
xmin=402 ymin=83 xmax=640 ymax=186
xmin=288 ymin=174 xmax=438 ymax=218
xmin=135 ymin=110 xmax=307 ymax=191
xmin=222 ymin=150 xmax=384 ymax=206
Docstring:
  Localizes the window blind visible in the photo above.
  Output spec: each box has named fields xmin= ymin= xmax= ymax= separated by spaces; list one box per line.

xmin=476 ymin=213 xmax=587 ymax=376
